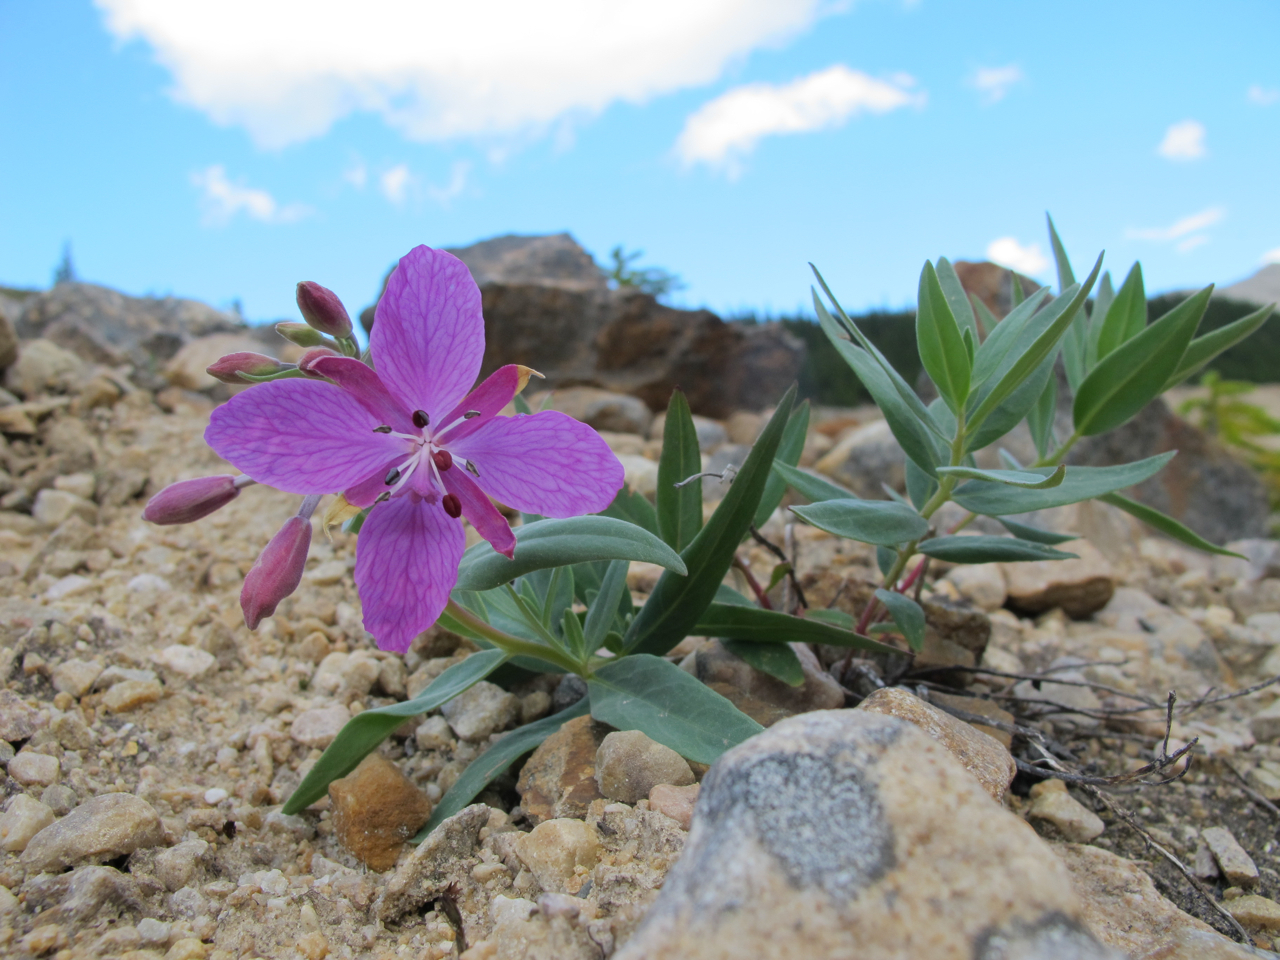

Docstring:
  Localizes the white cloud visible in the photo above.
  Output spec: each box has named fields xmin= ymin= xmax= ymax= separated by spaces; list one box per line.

xmin=985 ymin=237 xmax=1048 ymax=276
xmin=970 ymin=64 xmax=1022 ymax=104
xmin=1248 ymin=85 xmax=1280 ymax=106
xmin=675 ymin=65 xmax=923 ymax=172
xmin=1263 ymin=248 xmax=1280 ymax=265
xmin=1125 ymin=206 xmax=1225 ymax=242
xmin=380 ymin=164 xmax=415 ymax=205
xmin=95 ymin=0 xmax=836 ymax=149
xmin=426 ymin=162 xmax=471 ymax=207
xmin=190 ymin=164 xmax=309 ymax=225
xmin=1156 ymin=119 xmax=1206 ymax=161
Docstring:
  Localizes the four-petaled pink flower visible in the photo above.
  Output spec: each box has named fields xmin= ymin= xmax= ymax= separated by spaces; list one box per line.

xmin=206 ymin=245 xmax=624 ymax=652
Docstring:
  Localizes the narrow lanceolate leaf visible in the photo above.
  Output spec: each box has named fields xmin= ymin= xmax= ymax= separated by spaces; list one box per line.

xmin=1047 ymin=213 xmax=1076 ymax=290
xmin=996 ymin=517 xmax=1079 ymax=545
xmin=873 ymin=589 xmax=926 ymax=651
xmin=790 ymin=498 xmax=928 ymax=546
xmin=918 ymin=536 xmax=1078 ymax=563
xmin=723 ymin=640 xmax=804 ymax=687
xmin=624 ymin=388 xmax=797 ymax=657
xmin=588 ymin=655 xmax=763 ymax=764
xmin=561 ymin=608 xmax=588 ymax=663
xmin=583 ymin=559 xmax=630 ymax=650
xmin=1084 ymin=271 xmax=1114 ymax=371
xmin=951 ymin=452 xmax=1174 ymax=515
xmin=601 ymin=486 xmax=659 ymax=536
xmin=772 ymin=461 xmax=858 ymax=503
xmin=916 ymin=261 xmax=972 ymax=414
xmin=283 ymin=649 xmax=509 ymax=813
xmin=455 ymin=517 xmax=686 ymax=592
xmin=1047 ymin=215 xmax=1087 ymax=392
xmin=1162 ymin=302 xmax=1276 ymax=392
xmin=935 ymin=257 xmax=979 ymax=339
xmin=694 ymin=602 xmax=900 ymax=654
xmin=1095 ymin=262 xmax=1146 ymax=361
xmin=754 ymin=401 xmax=811 ymax=528
xmin=963 ymin=349 xmax=1056 ymax=453
xmin=1099 ymin=493 xmax=1245 ymax=558
xmin=417 ymin=699 xmax=590 ymax=838
xmin=972 ymin=295 xmax=1000 ymax=339
xmin=970 ymin=287 xmax=1052 ymax=385
xmin=905 ymin=458 xmax=938 ymax=511
xmin=1028 ymin=370 xmax=1057 ymax=459
xmin=936 ymin=464 xmax=1065 ymax=489
xmin=656 ymin=391 xmax=703 ymax=552
xmin=1073 ymin=286 xmax=1211 ymax=437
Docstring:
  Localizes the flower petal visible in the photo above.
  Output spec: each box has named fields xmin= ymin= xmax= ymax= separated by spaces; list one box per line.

xmin=435 ymin=364 xmax=521 ymax=444
xmin=354 ymin=495 xmax=464 ymax=653
xmin=442 ymin=465 xmax=516 ymax=559
xmin=449 ymin=411 xmax=624 ymax=518
xmin=206 ymin=379 xmax=406 ymax=494
xmin=343 ymin=461 xmax=403 ymax=508
xmin=308 ymin=356 xmax=416 ymax=434
xmin=372 ymin=245 xmax=484 ymax=428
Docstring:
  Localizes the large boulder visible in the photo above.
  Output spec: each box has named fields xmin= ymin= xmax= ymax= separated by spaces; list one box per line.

xmin=954 ymin=261 xmax=1044 ymax=320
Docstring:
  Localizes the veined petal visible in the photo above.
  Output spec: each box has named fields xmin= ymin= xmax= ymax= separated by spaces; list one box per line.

xmin=435 ymin=364 xmax=522 ymax=444
xmin=206 ymin=379 xmax=406 ymax=495
xmin=308 ymin=356 xmax=415 ymax=434
xmin=442 ymin=465 xmax=516 ymax=559
xmin=343 ymin=461 xmax=404 ymax=508
xmin=449 ymin=411 xmax=624 ymax=518
xmin=354 ymin=496 xmax=464 ymax=653
xmin=372 ymin=245 xmax=484 ymax=429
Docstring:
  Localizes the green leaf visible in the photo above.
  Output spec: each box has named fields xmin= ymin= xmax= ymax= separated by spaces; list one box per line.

xmin=1099 ymin=492 xmax=1245 ymax=558
xmin=1163 ymin=302 xmax=1275 ymax=391
xmin=953 ymin=452 xmax=1174 ymax=515
xmin=876 ymin=545 xmax=895 ymax=577
xmin=694 ymin=601 xmax=900 ymax=654
xmin=601 ymin=486 xmax=659 ymax=536
xmin=905 ymin=458 xmax=938 ymax=510
xmin=916 ymin=261 xmax=972 ymax=414
xmin=1047 ymin=213 xmax=1076 ymax=290
xmin=583 ymin=559 xmax=630 ymax=650
xmin=918 ymin=536 xmax=1078 ymax=563
xmin=790 ymin=498 xmax=929 ymax=546
xmin=512 ymin=393 xmax=533 ymax=416
xmin=588 ymin=655 xmax=763 ymax=764
xmin=723 ymin=639 xmax=804 ymax=687
xmin=805 ymin=608 xmax=855 ymax=630
xmin=1028 ymin=370 xmax=1057 ymax=459
xmin=873 ymin=588 xmax=926 ymax=651
xmin=936 ymin=464 xmax=1065 ymax=489
xmin=417 ymin=699 xmax=591 ymax=838
xmin=1073 ymin=286 xmax=1211 ymax=436
xmin=1084 ymin=271 xmax=1114 ymax=371
xmin=1095 ymin=262 xmax=1146 ymax=360
xmin=996 ymin=517 xmax=1079 ymax=544
xmin=715 ymin=583 xmax=755 ymax=606
xmin=561 ymin=608 xmax=588 ymax=662
xmin=754 ymin=401 xmax=810 ymax=527
xmin=283 ymin=649 xmax=509 ymax=814
xmin=972 ymin=295 xmax=999 ymax=338
xmin=970 ymin=287 xmax=1052 ymax=385
xmin=624 ymin=387 xmax=797 ymax=657
xmin=936 ymin=257 xmax=979 ymax=339
xmin=965 ymin=349 xmax=1057 ymax=454
xmin=772 ymin=461 xmax=858 ymax=503
xmin=656 ymin=391 xmax=703 ymax=552
xmin=1011 ymin=273 xmax=1025 ymax=307
xmin=455 ymin=517 xmax=686 ymax=592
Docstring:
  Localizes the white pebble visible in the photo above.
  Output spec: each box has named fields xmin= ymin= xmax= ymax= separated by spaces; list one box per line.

xmin=203 ymin=788 xmax=229 ymax=805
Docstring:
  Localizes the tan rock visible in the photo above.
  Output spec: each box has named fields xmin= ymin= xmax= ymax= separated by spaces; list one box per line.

xmin=22 ymin=793 xmax=164 ymax=873
xmin=595 ymin=730 xmax=695 ymax=804
xmin=290 ymin=703 xmax=351 ymax=748
xmin=692 ymin=639 xmax=843 ymax=715
xmin=9 ymin=750 xmax=60 ymax=787
xmin=151 ymin=644 xmax=216 ymax=680
xmin=50 ymin=658 xmax=103 ymax=698
xmin=856 ymin=688 xmax=1015 ymax=800
xmin=703 ymin=682 xmax=795 ymax=728
xmin=927 ymin=690 xmax=1015 ymax=748
xmin=0 ymin=689 xmax=45 ymax=741
xmin=649 ymin=783 xmax=700 ymax=831
xmin=102 ymin=679 xmax=163 ymax=713
xmin=441 ymin=680 xmax=519 ymax=741
xmin=31 ymin=489 xmax=96 ymax=527
xmin=513 ymin=818 xmax=600 ymax=894
xmin=4 ymin=338 xmax=85 ymax=397
xmin=944 ymin=563 xmax=1007 ymax=612
xmin=1027 ymin=780 xmax=1105 ymax=842
xmin=0 ymin=795 xmax=56 ymax=852
xmin=1202 ymin=826 xmax=1258 ymax=888
xmin=1224 ymin=894 xmax=1280 ymax=933
xmin=517 ymin=714 xmax=608 ymax=824
xmin=329 ymin=754 xmax=433 ymax=871
xmin=1002 ymin=539 xmax=1115 ymax=618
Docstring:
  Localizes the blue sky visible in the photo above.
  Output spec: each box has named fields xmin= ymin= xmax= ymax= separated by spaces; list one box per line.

xmin=1 ymin=1 xmax=1277 ymax=324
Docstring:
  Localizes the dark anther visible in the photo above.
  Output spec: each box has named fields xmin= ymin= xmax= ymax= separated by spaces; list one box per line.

xmin=462 ymin=410 xmax=481 ymax=419
xmin=374 ymin=492 xmax=390 ymax=504
xmin=433 ymin=450 xmax=453 ymax=471
xmin=372 ymin=425 xmax=392 ymax=434
xmin=385 ymin=468 xmax=401 ymax=485
xmin=442 ymin=493 xmax=462 ymax=518
xmin=465 ymin=460 xmax=480 ymax=477
xmin=413 ymin=410 xmax=430 ymax=428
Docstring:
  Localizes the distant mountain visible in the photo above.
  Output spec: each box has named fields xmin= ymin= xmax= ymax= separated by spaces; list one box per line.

xmin=1219 ymin=263 xmax=1280 ymax=306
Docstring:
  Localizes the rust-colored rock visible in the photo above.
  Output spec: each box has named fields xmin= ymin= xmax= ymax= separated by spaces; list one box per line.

xmin=1002 ymin=539 xmax=1116 ymax=619
xmin=516 ymin=714 xmax=609 ymax=824
xmin=953 ymin=261 xmax=1043 ymax=320
xmin=329 ymin=754 xmax=433 ymax=871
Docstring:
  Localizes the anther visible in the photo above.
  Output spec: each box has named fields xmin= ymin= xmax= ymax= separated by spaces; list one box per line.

xmin=432 ymin=450 xmax=453 ymax=471
xmin=372 ymin=425 xmax=392 ymax=434
xmin=441 ymin=493 xmax=462 ymax=519
xmin=384 ymin=468 xmax=401 ymax=485
xmin=465 ymin=461 xmax=480 ymax=477
xmin=374 ymin=492 xmax=390 ymax=504
xmin=462 ymin=410 xmax=481 ymax=419
xmin=413 ymin=410 xmax=430 ymax=428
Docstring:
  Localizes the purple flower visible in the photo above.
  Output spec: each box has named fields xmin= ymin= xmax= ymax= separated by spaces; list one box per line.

xmin=206 ymin=245 xmax=624 ymax=652
xmin=143 ymin=474 xmax=255 ymax=525
xmin=242 ymin=512 xmax=313 ymax=629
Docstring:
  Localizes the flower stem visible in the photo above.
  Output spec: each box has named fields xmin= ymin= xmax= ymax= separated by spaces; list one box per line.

xmin=443 ymin=599 xmax=582 ymax=674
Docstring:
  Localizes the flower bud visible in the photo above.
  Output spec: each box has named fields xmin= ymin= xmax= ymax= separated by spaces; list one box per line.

xmin=143 ymin=475 xmax=243 ymax=525
xmin=241 ymin=516 xmax=311 ymax=630
xmin=296 ymin=281 xmax=353 ymax=340
xmin=275 ymin=322 xmax=333 ymax=349
xmin=206 ymin=352 xmax=289 ymax=384
xmin=298 ymin=346 xmax=342 ymax=375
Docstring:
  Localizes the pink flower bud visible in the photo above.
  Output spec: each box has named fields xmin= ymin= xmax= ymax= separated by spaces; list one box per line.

xmin=275 ymin=322 xmax=332 ymax=349
xmin=143 ymin=475 xmax=244 ymax=525
xmin=241 ymin=516 xmax=311 ymax=630
xmin=297 ymin=346 xmax=342 ymax=376
xmin=206 ymin=352 xmax=289 ymax=384
xmin=296 ymin=281 xmax=353 ymax=340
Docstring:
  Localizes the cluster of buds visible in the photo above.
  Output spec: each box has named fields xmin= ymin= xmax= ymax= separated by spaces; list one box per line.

xmin=146 ymin=282 xmax=360 ymax=628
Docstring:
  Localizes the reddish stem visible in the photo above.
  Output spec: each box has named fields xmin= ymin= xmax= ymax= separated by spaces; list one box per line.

xmin=732 ymin=555 xmax=773 ymax=610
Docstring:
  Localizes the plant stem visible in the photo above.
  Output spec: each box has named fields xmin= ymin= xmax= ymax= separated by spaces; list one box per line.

xmin=443 ymin=599 xmax=582 ymax=674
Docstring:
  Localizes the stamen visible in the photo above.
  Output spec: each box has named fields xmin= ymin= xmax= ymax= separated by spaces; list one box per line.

xmin=432 ymin=450 xmax=453 ymax=471
xmin=465 ymin=460 xmax=480 ymax=477
xmin=442 ymin=494 xmax=462 ymax=518
xmin=462 ymin=410 xmax=481 ymax=419
xmin=374 ymin=492 xmax=390 ymax=504
xmin=372 ymin=425 xmax=393 ymax=434
xmin=385 ymin=468 xmax=401 ymax=485
xmin=413 ymin=410 xmax=430 ymax=429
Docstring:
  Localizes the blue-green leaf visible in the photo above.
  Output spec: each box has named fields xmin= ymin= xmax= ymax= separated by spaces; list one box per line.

xmin=971 ymin=287 xmax=1052 ymax=385
xmin=656 ymin=391 xmax=703 ymax=552
xmin=695 ymin=601 xmax=899 ymax=654
xmin=905 ymin=458 xmax=938 ymax=511
xmin=916 ymin=261 xmax=972 ymax=414
xmin=772 ymin=461 xmax=858 ymax=503
xmin=601 ymin=486 xmax=659 ymax=536
xmin=583 ymin=559 xmax=630 ymax=650
xmin=1095 ymin=262 xmax=1146 ymax=360
xmin=936 ymin=257 xmax=979 ymax=339
xmin=1099 ymin=493 xmax=1245 ymax=558
xmin=791 ymin=498 xmax=928 ymax=546
xmin=873 ymin=588 xmax=926 ymax=651
xmin=754 ymin=401 xmax=810 ymax=528
xmin=996 ymin=517 xmax=1079 ymax=545
xmin=1162 ymin=302 xmax=1275 ymax=392
xmin=723 ymin=639 xmax=804 ymax=687
xmin=936 ymin=464 xmax=1065 ymax=489
xmin=1028 ymin=369 xmax=1057 ymax=459
xmin=918 ymin=536 xmax=1078 ymax=563
xmin=951 ymin=452 xmax=1174 ymax=515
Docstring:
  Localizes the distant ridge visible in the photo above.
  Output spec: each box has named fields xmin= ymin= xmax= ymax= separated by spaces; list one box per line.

xmin=1219 ymin=263 xmax=1280 ymax=306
